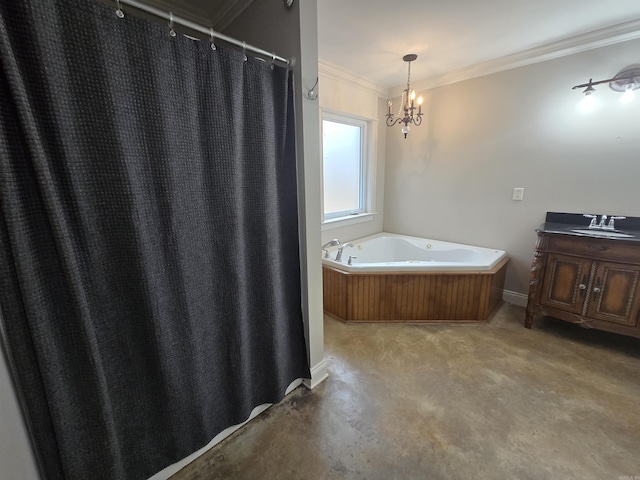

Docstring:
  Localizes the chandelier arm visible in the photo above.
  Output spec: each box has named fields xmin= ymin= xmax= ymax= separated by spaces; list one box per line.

xmin=572 ymin=76 xmax=624 ymax=90
xmin=413 ymin=115 xmax=423 ymax=126
xmin=386 ymin=116 xmax=403 ymax=127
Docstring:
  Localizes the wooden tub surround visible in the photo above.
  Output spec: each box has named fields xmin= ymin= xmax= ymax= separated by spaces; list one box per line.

xmin=323 ymin=257 xmax=509 ymax=323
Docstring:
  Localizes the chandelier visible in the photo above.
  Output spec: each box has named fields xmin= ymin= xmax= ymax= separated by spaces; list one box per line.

xmin=386 ymin=54 xmax=423 ymax=139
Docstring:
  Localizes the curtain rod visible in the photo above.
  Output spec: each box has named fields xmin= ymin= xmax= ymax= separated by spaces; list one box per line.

xmin=116 ymin=0 xmax=293 ymax=66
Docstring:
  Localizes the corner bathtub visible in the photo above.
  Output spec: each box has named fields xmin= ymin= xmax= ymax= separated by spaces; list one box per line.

xmin=322 ymin=233 xmax=509 ymax=323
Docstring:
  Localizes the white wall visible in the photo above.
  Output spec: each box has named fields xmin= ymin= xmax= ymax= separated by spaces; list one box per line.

xmin=0 ymin=343 xmax=40 ymax=480
xmin=319 ymin=65 xmax=387 ymax=245
xmin=384 ymin=38 xmax=640 ymax=295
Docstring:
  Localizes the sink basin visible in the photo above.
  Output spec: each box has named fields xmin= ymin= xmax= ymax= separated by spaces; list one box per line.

xmin=571 ymin=229 xmax=634 ymax=238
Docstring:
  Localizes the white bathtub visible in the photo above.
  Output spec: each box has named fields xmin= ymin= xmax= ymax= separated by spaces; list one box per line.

xmin=322 ymin=233 xmax=507 ymax=273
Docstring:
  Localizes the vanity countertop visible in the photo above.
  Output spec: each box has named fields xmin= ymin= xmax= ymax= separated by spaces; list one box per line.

xmin=536 ymin=222 xmax=640 ymax=242
xmin=535 ymin=212 xmax=640 ymax=242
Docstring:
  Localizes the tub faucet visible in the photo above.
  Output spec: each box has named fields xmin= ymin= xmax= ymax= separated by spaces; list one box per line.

xmin=321 ymin=239 xmax=340 ymax=258
xmin=335 ymin=243 xmax=354 ymax=262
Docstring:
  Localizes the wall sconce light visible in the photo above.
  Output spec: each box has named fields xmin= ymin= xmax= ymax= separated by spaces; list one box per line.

xmin=573 ymin=67 xmax=640 ymax=104
xmin=386 ymin=54 xmax=423 ymax=139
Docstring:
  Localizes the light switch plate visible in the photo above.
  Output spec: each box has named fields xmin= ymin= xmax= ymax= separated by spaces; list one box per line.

xmin=513 ymin=187 xmax=524 ymax=201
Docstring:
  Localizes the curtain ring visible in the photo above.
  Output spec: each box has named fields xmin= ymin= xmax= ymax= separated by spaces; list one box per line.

xmin=115 ymin=0 xmax=124 ymax=18
xmin=168 ymin=13 xmax=176 ymax=37
xmin=271 ymin=53 xmax=276 ymax=70
xmin=242 ymin=41 xmax=247 ymax=62
xmin=210 ymin=28 xmax=217 ymax=51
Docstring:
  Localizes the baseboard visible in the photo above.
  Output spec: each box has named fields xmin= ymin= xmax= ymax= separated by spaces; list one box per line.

xmin=503 ymin=289 xmax=528 ymax=307
xmin=303 ymin=358 xmax=329 ymax=390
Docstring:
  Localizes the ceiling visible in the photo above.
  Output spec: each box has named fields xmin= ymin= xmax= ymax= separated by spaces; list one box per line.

xmin=317 ymin=0 xmax=640 ymax=90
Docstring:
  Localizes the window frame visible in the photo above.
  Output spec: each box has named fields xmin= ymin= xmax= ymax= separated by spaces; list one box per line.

xmin=320 ymin=110 xmax=373 ymax=223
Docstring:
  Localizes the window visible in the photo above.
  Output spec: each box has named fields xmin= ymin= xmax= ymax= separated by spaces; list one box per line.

xmin=322 ymin=113 xmax=369 ymax=221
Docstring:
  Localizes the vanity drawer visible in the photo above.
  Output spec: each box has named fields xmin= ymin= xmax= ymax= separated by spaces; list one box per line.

xmin=547 ymin=235 xmax=640 ymax=265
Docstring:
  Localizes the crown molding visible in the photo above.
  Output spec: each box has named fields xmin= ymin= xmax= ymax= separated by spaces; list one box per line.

xmin=389 ymin=17 xmax=640 ymax=97
xmin=318 ymin=60 xmax=388 ymax=97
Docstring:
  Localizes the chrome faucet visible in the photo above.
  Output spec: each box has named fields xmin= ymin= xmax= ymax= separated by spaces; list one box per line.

xmin=598 ymin=214 xmax=608 ymax=229
xmin=606 ymin=216 xmax=626 ymax=231
xmin=335 ymin=243 xmax=354 ymax=262
xmin=321 ymin=239 xmax=340 ymax=258
xmin=583 ymin=214 xmax=598 ymax=229
xmin=583 ymin=214 xmax=627 ymax=231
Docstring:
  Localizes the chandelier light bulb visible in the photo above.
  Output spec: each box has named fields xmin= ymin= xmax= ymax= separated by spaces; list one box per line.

xmin=621 ymin=83 xmax=635 ymax=104
xmin=579 ymin=91 xmax=596 ymax=112
xmin=417 ymin=96 xmax=423 ymax=106
xmin=410 ymin=90 xmax=416 ymax=100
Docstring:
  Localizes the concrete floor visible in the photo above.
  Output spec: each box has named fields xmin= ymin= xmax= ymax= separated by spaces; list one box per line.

xmin=171 ymin=304 xmax=640 ymax=479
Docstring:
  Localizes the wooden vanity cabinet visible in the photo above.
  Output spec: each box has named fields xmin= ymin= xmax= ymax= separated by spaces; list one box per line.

xmin=539 ymin=254 xmax=593 ymax=315
xmin=526 ymin=232 xmax=640 ymax=338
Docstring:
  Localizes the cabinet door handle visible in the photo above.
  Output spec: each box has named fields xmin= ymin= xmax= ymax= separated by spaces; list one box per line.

xmin=578 ymin=274 xmax=588 ymax=295
xmin=593 ymin=279 xmax=601 ymax=294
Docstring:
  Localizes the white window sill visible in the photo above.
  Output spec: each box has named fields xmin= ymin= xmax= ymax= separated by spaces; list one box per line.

xmin=321 ymin=212 xmax=376 ymax=231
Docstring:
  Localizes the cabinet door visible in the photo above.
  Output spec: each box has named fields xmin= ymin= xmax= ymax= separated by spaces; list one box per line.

xmin=540 ymin=254 xmax=592 ymax=314
xmin=586 ymin=262 xmax=640 ymax=327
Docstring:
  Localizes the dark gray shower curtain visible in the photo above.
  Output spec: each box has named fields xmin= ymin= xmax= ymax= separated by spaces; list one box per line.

xmin=0 ymin=0 xmax=310 ymax=479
